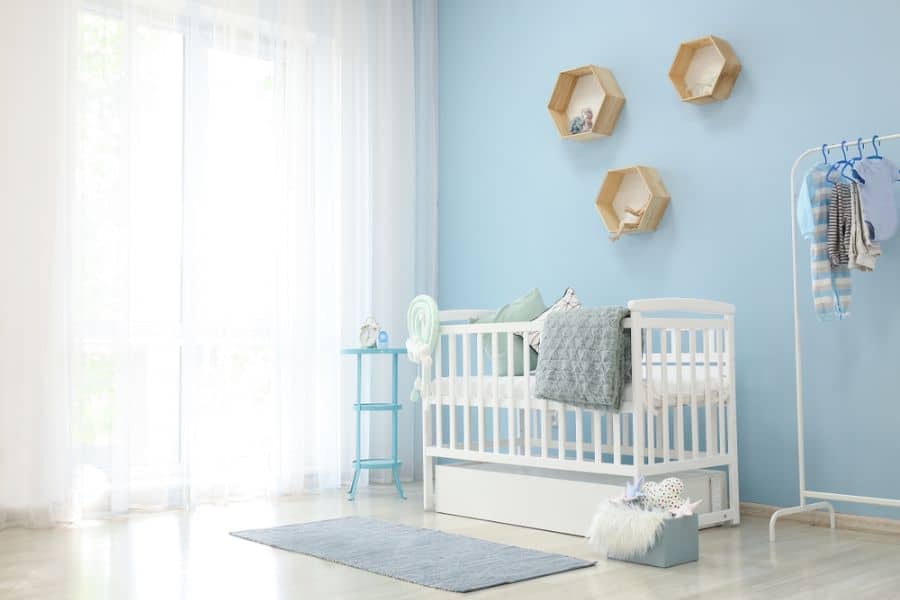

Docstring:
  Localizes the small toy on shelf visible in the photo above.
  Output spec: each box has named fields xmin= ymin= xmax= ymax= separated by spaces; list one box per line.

xmin=359 ymin=317 xmax=380 ymax=348
xmin=376 ymin=330 xmax=390 ymax=349
xmin=581 ymin=107 xmax=593 ymax=131
xmin=608 ymin=207 xmax=646 ymax=242
xmin=688 ymin=82 xmax=713 ymax=98
xmin=568 ymin=107 xmax=594 ymax=135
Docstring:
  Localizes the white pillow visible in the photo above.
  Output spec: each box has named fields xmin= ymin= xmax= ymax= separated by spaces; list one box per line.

xmin=524 ymin=287 xmax=581 ymax=352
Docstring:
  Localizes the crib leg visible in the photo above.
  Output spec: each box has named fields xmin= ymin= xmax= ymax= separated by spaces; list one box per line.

xmin=728 ymin=459 xmax=741 ymax=525
xmin=423 ymin=455 xmax=435 ymax=511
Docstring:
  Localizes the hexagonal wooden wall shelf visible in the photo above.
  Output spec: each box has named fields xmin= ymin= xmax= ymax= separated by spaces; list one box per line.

xmin=547 ymin=65 xmax=625 ymax=140
xmin=595 ymin=166 xmax=670 ymax=241
xmin=669 ymin=35 xmax=741 ymax=104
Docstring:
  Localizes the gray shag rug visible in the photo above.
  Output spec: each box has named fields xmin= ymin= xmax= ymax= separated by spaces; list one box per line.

xmin=231 ymin=516 xmax=594 ymax=593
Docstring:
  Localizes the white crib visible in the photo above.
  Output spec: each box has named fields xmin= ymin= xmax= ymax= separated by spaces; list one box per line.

xmin=420 ymin=298 xmax=740 ymax=529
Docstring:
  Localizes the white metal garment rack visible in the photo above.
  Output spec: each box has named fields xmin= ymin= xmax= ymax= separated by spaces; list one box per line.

xmin=769 ymin=133 xmax=900 ymax=542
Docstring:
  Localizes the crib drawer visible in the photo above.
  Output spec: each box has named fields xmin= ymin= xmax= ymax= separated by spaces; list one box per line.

xmin=434 ymin=462 xmax=726 ymax=535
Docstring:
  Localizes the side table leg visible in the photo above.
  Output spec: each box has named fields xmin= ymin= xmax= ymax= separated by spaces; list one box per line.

xmin=391 ymin=354 xmax=405 ymax=499
xmin=392 ymin=465 xmax=406 ymax=500
xmin=349 ymin=354 xmax=362 ymax=501
xmin=348 ymin=467 xmax=361 ymax=500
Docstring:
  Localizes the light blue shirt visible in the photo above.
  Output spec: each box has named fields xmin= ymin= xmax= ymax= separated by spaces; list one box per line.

xmin=853 ymin=158 xmax=898 ymax=241
xmin=796 ymin=166 xmax=820 ymax=238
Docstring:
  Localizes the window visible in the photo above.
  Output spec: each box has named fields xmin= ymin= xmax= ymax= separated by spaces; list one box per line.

xmin=75 ymin=6 xmax=292 ymax=509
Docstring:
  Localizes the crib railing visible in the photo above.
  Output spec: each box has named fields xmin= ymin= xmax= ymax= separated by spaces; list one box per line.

xmin=421 ymin=299 xmax=736 ymax=485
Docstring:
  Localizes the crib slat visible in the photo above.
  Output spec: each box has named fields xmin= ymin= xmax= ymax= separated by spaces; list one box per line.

xmin=645 ymin=330 xmax=655 ymax=466
xmin=661 ymin=328 xmax=670 ymax=462
xmin=507 ymin=332 xmax=515 ymax=455
xmin=558 ymin=404 xmax=567 ymax=461
xmin=605 ymin=413 xmax=612 ymax=462
xmin=541 ymin=400 xmax=549 ymax=458
xmin=725 ymin=316 xmax=740 ymax=526
xmin=633 ymin=327 xmax=645 ymax=466
xmin=703 ymin=328 xmax=712 ymax=457
xmin=424 ymin=364 xmax=433 ymax=449
xmin=613 ymin=412 xmax=621 ymax=465
xmin=449 ymin=334 xmax=457 ymax=450
xmin=655 ymin=411 xmax=662 ymax=460
xmin=492 ymin=332 xmax=499 ymax=453
xmin=435 ymin=337 xmax=443 ymax=448
xmin=674 ymin=329 xmax=684 ymax=461
xmin=726 ymin=319 xmax=737 ymax=457
xmin=593 ymin=409 xmax=601 ymax=463
xmin=628 ymin=414 xmax=634 ymax=450
xmin=575 ymin=407 xmax=584 ymax=462
xmin=524 ymin=332 xmax=532 ymax=457
xmin=463 ymin=333 xmax=471 ymax=451
xmin=690 ymin=330 xmax=699 ymax=459
xmin=717 ymin=328 xmax=726 ymax=455
xmin=477 ymin=333 xmax=485 ymax=452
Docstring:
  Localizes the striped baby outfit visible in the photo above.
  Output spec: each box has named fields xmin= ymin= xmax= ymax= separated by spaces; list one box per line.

xmin=827 ymin=182 xmax=851 ymax=266
xmin=797 ymin=165 xmax=851 ymax=320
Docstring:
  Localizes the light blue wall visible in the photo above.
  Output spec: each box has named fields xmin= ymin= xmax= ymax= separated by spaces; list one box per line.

xmin=437 ymin=0 xmax=900 ymax=518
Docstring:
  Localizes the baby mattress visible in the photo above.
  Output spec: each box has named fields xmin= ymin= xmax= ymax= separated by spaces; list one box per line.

xmin=431 ymin=373 xmax=729 ymax=412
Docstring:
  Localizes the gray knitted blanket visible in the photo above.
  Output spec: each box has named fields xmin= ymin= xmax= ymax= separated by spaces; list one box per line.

xmin=534 ymin=307 xmax=631 ymax=410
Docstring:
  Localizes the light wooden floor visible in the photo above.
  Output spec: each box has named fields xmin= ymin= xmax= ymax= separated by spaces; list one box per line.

xmin=2 ymin=484 xmax=899 ymax=600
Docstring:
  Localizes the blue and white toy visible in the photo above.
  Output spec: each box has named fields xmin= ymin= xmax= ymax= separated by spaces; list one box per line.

xmin=376 ymin=330 xmax=389 ymax=349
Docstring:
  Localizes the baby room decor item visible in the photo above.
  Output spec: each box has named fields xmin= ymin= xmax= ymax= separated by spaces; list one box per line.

xmin=668 ymin=35 xmax=741 ymax=104
xmin=587 ymin=475 xmax=700 ymax=568
xmin=406 ymin=294 xmax=440 ymax=402
xmin=770 ymin=133 xmax=900 ymax=542
xmin=359 ymin=316 xmax=380 ymax=348
xmin=471 ymin=288 xmax=545 ymax=376
xmin=568 ymin=108 xmax=594 ymax=135
xmin=586 ymin=501 xmax=666 ymax=559
xmin=377 ymin=330 xmax=390 ymax=349
xmin=419 ymin=297 xmax=739 ymax=535
xmin=534 ymin=306 xmax=631 ymax=411
xmin=523 ymin=287 xmax=582 ymax=352
xmin=548 ymin=65 xmax=625 ymax=140
xmin=341 ymin=346 xmax=408 ymax=501
xmin=232 ymin=517 xmax=595 ymax=592
xmin=641 ymin=477 xmax=686 ymax=511
xmin=595 ymin=166 xmax=670 ymax=241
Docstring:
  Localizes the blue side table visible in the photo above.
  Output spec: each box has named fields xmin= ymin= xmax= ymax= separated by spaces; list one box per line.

xmin=341 ymin=347 xmax=406 ymax=500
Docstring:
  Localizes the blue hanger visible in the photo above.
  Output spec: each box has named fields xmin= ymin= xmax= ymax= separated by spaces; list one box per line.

xmin=863 ymin=134 xmax=900 ymax=181
xmin=853 ymin=137 xmax=864 ymax=162
xmin=821 ymin=143 xmax=830 ymax=164
xmin=826 ymin=140 xmax=854 ymax=183
xmin=867 ymin=135 xmax=882 ymax=160
xmin=840 ymin=138 xmax=867 ymax=183
xmin=825 ymin=141 xmax=863 ymax=184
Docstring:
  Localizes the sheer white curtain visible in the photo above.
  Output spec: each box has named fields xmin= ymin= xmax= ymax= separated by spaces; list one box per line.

xmin=0 ymin=0 xmax=72 ymax=528
xmin=0 ymin=0 xmax=436 ymax=525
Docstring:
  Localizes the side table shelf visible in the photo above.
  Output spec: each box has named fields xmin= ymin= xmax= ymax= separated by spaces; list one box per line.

xmin=354 ymin=403 xmax=403 ymax=412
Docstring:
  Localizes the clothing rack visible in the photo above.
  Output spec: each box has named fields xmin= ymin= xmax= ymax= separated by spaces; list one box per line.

xmin=769 ymin=133 xmax=900 ymax=542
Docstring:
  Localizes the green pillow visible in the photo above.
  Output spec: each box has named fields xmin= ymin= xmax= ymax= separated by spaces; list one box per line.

xmin=475 ymin=288 xmax=546 ymax=376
